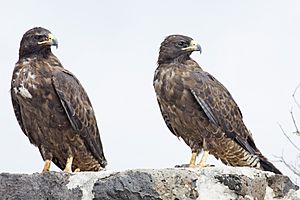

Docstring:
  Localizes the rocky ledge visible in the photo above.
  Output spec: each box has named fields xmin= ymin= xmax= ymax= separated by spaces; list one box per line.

xmin=0 ymin=167 xmax=298 ymax=200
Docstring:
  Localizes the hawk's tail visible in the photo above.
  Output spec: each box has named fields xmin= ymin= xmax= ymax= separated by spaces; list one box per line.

xmin=259 ymin=156 xmax=282 ymax=174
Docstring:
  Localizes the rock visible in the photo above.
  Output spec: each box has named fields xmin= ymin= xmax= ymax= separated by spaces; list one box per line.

xmin=0 ymin=167 xmax=298 ymax=200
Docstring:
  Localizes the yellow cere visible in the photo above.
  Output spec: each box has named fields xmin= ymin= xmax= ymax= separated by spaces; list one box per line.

xmin=48 ymin=33 xmax=54 ymax=40
xmin=182 ymin=40 xmax=198 ymax=51
xmin=190 ymin=40 xmax=197 ymax=47
xmin=37 ymin=33 xmax=54 ymax=45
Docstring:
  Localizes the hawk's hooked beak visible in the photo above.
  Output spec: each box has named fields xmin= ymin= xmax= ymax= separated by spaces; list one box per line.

xmin=38 ymin=33 xmax=58 ymax=49
xmin=182 ymin=40 xmax=202 ymax=54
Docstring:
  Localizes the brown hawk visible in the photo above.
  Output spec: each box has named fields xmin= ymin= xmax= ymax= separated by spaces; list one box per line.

xmin=11 ymin=27 xmax=107 ymax=172
xmin=153 ymin=34 xmax=281 ymax=174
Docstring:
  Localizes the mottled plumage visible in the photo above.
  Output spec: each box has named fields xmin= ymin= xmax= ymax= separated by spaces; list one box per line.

xmin=11 ymin=27 xmax=107 ymax=172
xmin=154 ymin=35 xmax=281 ymax=174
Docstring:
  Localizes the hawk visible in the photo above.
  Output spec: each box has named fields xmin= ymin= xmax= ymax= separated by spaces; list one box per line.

xmin=153 ymin=34 xmax=281 ymax=174
xmin=11 ymin=27 xmax=107 ymax=172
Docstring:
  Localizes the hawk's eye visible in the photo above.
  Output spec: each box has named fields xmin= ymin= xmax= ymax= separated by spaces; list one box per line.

xmin=177 ymin=40 xmax=188 ymax=48
xmin=34 ymin=35 xmax=43 ymax=40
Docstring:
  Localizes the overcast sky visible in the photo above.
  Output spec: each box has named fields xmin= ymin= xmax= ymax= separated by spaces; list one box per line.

xmin=1 ymin=0 xmax=299 ymax=184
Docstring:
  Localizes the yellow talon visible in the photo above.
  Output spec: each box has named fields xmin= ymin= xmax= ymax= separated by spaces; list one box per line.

xmin=74 ymin=168 xmax=80 ymax=172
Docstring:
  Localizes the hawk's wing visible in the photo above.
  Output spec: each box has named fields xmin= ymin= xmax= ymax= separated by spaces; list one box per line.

xmin=156 ymin=99 xmax=180 ymax=138
xmin=52 ymin=69 xmax=107 ymax=167
xmin=11 ymin=67 xmax=29 ymax=138
xmin=189 ymin=71 xmax=259 ymax=155
xmin=11 ymin=90 xmax=27 ymax=135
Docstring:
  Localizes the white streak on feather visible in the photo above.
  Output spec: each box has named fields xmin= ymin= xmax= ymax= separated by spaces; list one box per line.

xmin=22 ymin=60 xmax=30 ymax=65
xmin=22 ymin=68 xmax=28 ymax=74
xmin=13 ymin=87 xmax=18 ymax=94
xmin=27 ymin=72 xmax=36 ymax=80
xmin=18 ymin=83 xmax=32 ymax=99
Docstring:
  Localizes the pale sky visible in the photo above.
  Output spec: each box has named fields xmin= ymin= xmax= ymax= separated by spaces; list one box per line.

xmin=1 ymin=0 xmax=299 ymax=184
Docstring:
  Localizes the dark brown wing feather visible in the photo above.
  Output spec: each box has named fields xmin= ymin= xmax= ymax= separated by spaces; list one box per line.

xmin=189 ymin=70 xmax=259 ymax=155
xmin=189 ymin=69 xmax=281 ymax=174
xmin=52 ymin=69 xmax=107 ymax=167
xmin=11 ymin=91 xmax=27 ymax=135
xmin=156 ymin=100 xmax=179 ymax=138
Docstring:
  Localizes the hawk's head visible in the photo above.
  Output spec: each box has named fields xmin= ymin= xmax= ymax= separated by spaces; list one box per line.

xmin=158 ymin=35 xmax=201 ymax=65
xmin=19 ymin=27 xmax=58 ymax=58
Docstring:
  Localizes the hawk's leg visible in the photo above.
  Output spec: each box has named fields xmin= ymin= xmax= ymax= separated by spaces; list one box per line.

xmin=189 ymin=151 xmax=198 ymax=167
xmin=63 ymin=156 xmax=73 ymax=173
xmin=175 ymin=150 xmax=199 ymax=168
xmin=197 ymin=150 xmax=210 ymax=167
xmin=42 ymin=159 xmax=51 ymax=172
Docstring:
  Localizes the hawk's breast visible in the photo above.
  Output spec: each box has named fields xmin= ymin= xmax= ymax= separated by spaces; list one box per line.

xmin=12 ymin=60 xmax=39 ymax=100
